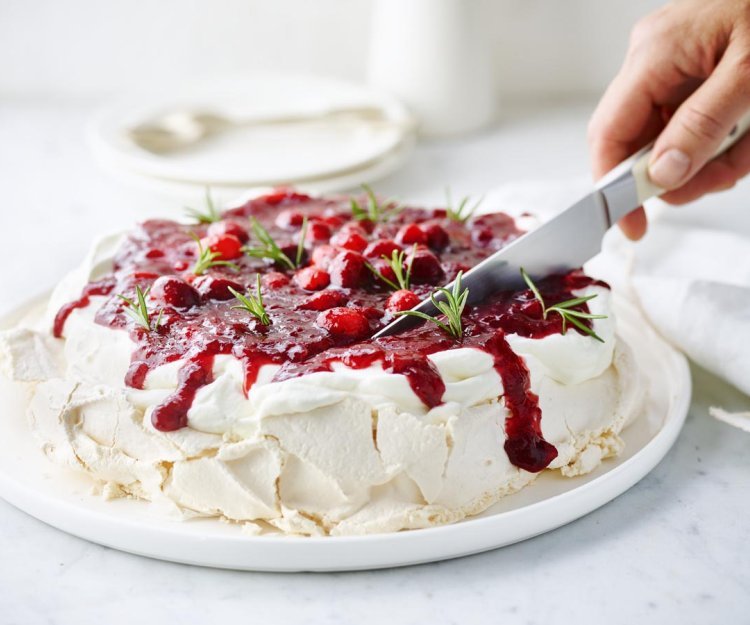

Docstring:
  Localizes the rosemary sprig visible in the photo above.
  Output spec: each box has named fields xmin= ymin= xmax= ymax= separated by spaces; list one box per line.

xmin=117 ymin=285 xmax=163 ymax=332
xmin=190 ymin=232 xmax=240 ymax=276
xmin=228 ymin=275 xmax=270 ymax=325
xmin=366 ymin=245 xmax=415 ymax=291
xmin=520 ymin=267 xmax=607 ymax=342
xmin=445 ymin=187 xmax=483 ymax=223
xmin=351 ymin=184 xmax=401 ymax=223
xmin=243 ymin=218 xmax=297 ymax=270
xmin=397 ymin=271 xmax=469 ymax=340
xmin=185 ymin=188 xmax=221 ymax=224
xmin=296 ymin=216 xmax=309 ymax=267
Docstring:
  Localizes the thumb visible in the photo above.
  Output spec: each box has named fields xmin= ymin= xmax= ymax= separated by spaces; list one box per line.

xmin=649 ymin=45 xmax=750 ymax=190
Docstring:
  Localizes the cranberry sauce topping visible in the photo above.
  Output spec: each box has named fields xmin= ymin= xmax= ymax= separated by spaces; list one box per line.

xmin=54 ymin=189 xmax=604 ymax=472
xmin=52 ymin=279 xmax=116 ymax=338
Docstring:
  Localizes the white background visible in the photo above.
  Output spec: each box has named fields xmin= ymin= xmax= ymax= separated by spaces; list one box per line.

xmin=1 ymin=0 xmax=662 ymax=99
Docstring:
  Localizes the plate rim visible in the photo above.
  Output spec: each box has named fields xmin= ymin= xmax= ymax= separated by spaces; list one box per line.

xmin=0 ymin=292 xmax=691 ymax=571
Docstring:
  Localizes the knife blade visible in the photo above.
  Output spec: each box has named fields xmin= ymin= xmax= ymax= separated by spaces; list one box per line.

xmin=374 ymin=111 xmax=750 ymax=339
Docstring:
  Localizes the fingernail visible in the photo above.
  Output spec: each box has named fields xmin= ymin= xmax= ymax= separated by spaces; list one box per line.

xmin=649 ymin=149 xmax=691 ymax=188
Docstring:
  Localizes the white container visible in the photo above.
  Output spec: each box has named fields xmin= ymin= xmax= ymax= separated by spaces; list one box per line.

xmin=367 ymin=0 xmax=496 ymax=137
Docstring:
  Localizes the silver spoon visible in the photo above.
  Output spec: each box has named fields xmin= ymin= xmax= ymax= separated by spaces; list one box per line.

xmin=126 ymin=106 xmax=403 ymax=154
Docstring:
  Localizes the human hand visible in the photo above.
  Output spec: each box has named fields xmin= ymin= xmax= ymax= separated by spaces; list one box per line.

xmin=588 ymin=0 xmax=750 ymax=239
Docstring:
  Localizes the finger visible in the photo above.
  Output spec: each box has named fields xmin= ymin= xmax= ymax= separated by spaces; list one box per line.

xmin=648 ymin=41 xmax=750 ymax=190
xmin=588 ymin=71 xmax=662 ymax=241
xmin=618 ymin=207 xmax=648 ymax=240
xmin=588 ymin=66 xmax=661 ymax=178
xmin=660 ymin=129 xmax=750 ymax=204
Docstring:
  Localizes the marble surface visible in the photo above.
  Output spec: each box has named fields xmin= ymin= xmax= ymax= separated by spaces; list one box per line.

xmin=0 ymin=97 xmax=748 ymax=625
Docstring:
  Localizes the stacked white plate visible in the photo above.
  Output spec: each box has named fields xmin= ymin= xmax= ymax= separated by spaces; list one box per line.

xmin=89 ymin=73 xmax=416 ymax=196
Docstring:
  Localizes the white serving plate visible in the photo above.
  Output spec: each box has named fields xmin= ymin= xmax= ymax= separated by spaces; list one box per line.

xmin=0 ymin=293 xmax=690 ymax=572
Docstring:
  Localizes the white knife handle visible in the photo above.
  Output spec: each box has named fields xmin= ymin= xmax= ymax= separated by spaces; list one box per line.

xmin=631 ymin=110 xmax=750 ymax=204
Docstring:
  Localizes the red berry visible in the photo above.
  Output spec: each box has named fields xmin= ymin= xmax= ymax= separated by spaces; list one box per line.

xmin=386 ymin=289 xmax=421 ymax=313
xmin=370 ymin=258 xmax=397 ymax=286
xmin=519 ymin=298 xmax=544 ymax=318
xmin=145 ymin=249 xmax=165 ymax=259
xmin=329 ymin=251 xmax=366 ymax=288
xmin=260 ymin=190 xmax=311 ymax=206
xmin=306 ymin=220 xmax=332 ymax=242
xmin=339 ymin=222 xmax=368 ymax=235
xmin=312 ymin=244 xmax=339 ymax=270
xmin=408 ymin=248 xmax=445 ymax=284
xmin=472 ymin=227 xmax=494 ymax=246
xmin=173 ymin=260 xmax=189 ymax=271
xmin=322 ymin=214 xmax=346 ymax=228
xmin=275 ymin=209 xmax=305 ymax=229
xmin=349 ymin=219 xmax=375 ymax=234
xmin=396 ymin=223 xmax=428 ymax=246
xmin=262 ymin=272 xmax=290 ymax=289
xmin=421 ymin=223 xmax=449 ymax=250
xmin=151 ymin=276 xmax=200 ymax=308
xmin=294 ymin=267 xmax=330 ymax=291
xmin=194 ymin=276 xmax=243 ymax=301
xmin=208 ymin=220 xmax=249 ymax=243
xmin=360 ymin=306 xmax=383 ymax=319
xmin=201 ymin=234 xmax=243 ymax=260
xmin=364 ymin=239 xmax=401 ymax=259
xmin=131 ymin=271 xmax=160 ymax=281
xmin=330 ymin=229 xmax=368 ymax=252
xmin=279 ymin=242 xmax=308 ymax=267
xmin=316 ymin=307 xmax=370 ymax=339
xmin=298 ymin=289 xmax=349 ymax=311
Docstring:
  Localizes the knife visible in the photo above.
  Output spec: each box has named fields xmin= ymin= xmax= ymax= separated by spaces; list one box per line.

xmin=374 ymin=111 xmax=750 ymax=338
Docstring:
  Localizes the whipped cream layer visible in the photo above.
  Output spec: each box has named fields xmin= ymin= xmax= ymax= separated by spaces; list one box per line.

xmin=0 ymin=232 xmax=646 ymax=536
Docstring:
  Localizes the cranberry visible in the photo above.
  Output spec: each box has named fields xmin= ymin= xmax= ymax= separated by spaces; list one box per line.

xmin=421 ymin=223 xmax=449 ymax=250
xmin=131 ymin=271 xmax=160 ymax=281
xmin=208 ymin=220 xmax=249 ymax=243
xmin=396 ymin=223 xmax=428 ymax=246
xmin=472 ymin=227 xmax=494 ymax=246
xmin=312 ymin=244 xmax=339 ymax=270
xmin=173 ymin=260 xmax=189 ymax=271
xmin=259 ymin=190 xmax=311 ymax=206
xmin=329 ymin=251 xmax=367 ymax=288
xmin=194 ymin=276 xmax=243 ymax=301
xmin=150 ymin=276 xmax=200 ymax=308
xmin=322 ymin=214 xmax=346 ymax=228
xmin=201 ymin=234 xmax=243 ymax=260
xmin=275 ymin=210 xmax=305 ymax=229
xmin=360 ymin=306 xmax=384 ymax=319
xmin=316 ymin=307 xmax=370 ymax=339
xmin=330 ymin=229 xmax=368 ymax=252
xmin=145 ymin=249 xmax=165 ymax=259
xmin=386 ymin=289 xmax=421 ymax=313
xmin=408 ymin=248 xmax=445 ymax=284
xmin=370 ymin=258 xmax=397 ymax=286
xmin=279 ymin=242 xmax=308 ymax=268
xmin=471 ymin=212 xmax=517 ymax=231
xmin=346 ymin=218 xmax=375 ymax=234
xmin=262 ymin=272 xmax=290 ymax=289
xmin=364 ymin=239 xmax=401 ymax=259
xmin=519 ymin=298 xmax=544 ymax=318
xmin=294 ymin=267 xmax=330 ymax=291
xmin=298 ymin=289 xmax=349 ymax=311
xmin=306 ymin=220 xmax=332 ymax=242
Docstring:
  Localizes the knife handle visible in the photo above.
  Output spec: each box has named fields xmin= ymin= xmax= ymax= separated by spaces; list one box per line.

xmin=632 ymin=109 xmax=750 ymax=203
xmin=597 ymin=109 xmax=750 ymax=223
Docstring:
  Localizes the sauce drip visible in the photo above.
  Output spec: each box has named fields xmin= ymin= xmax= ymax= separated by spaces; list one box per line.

xmin=54 ymin=191 xmax=602 ymax=473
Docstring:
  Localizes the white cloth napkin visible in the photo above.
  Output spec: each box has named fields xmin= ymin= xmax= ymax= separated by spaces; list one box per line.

xmin=484 ymin=178 xmax=750 ymax=429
